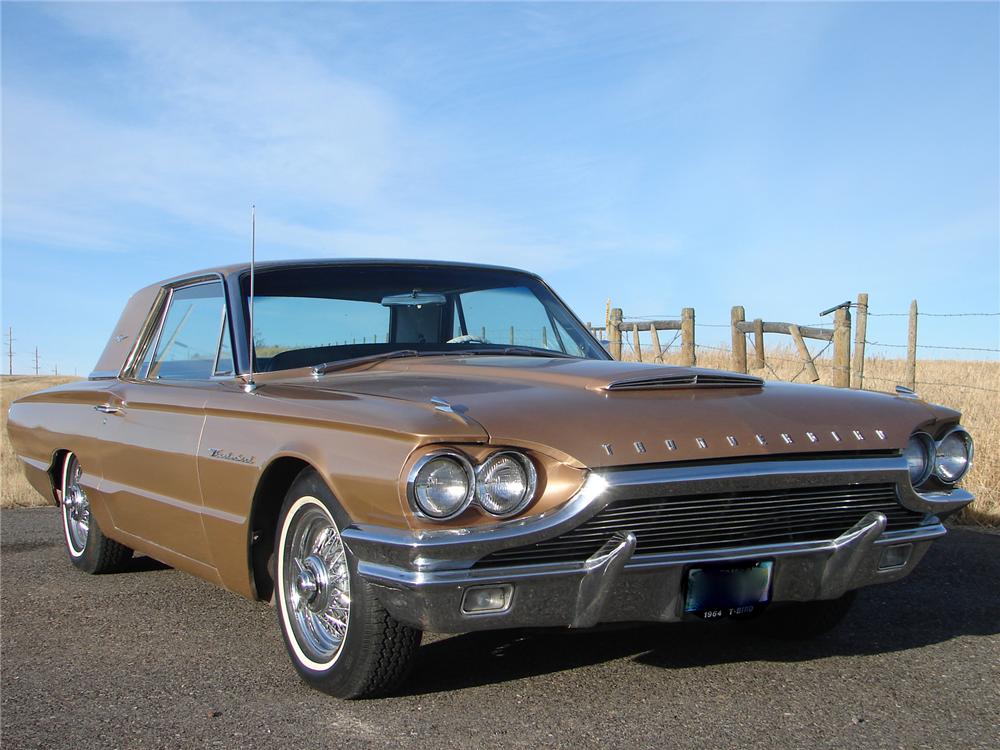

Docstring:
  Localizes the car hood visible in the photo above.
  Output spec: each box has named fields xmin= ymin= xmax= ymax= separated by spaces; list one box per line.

xmin=274 ymin=356 xmax=954 ymax=468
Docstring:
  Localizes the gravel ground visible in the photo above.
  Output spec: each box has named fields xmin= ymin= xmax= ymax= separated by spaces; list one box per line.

xmin=2 ymin=508 xmax=998 ymax=749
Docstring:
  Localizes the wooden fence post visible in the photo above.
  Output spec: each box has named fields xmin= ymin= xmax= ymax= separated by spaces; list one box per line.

xmin=752 ymin=318 xmax=765 ymax=370
xmin=730 ymin=306 xmax=747 ymax=373
xmin=649 ymin=325 xmax=663 ymax=363
xmin=632 ymin=323 xmax=642 ymax=362
xmin=833 ymin=307 xmax=851 ymax=388
xmin=851 ymin=293 xmax=868 ymax=389
xmin=788 ymin=324 xmax=820 ymax=382
xmin=906 ymin=299 xmax=918 ymax=390
xmin=682 ymin=308 xmax=696 ymax=366
xmin=609 ymin=308 xmax=623 ymax=360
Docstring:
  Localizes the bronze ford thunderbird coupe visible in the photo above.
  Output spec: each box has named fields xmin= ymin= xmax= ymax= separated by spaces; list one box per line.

xmin=7 ymin=260 xmax=975 ymax=697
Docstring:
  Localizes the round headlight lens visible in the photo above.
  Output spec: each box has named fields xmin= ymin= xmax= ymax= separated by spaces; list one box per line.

xmin=476 ymin=452 xmax=537 ymax=517
xmin=903 ymin=433 xmax=933 ymax=487
xmin=935 ymin=429 xmax=973 ymax=484
xmin=410 ymin=454 xmax=474 ymax=519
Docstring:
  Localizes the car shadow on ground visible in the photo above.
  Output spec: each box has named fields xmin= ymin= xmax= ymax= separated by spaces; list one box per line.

xmin=123 ymin=554 xmax=172 ymax=573
xmin=401 ymin=528 xmax=1000 ymax=697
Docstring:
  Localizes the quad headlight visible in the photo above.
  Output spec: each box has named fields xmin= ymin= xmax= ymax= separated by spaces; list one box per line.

xmin=475 ymin=451 xmax=537 ymax=518
xmin=408 ymin=449 xmax=538 ymax=520
xmin=408 ymin=451 xmax=475 ymax=520
xmin=934 ymin=428 xmax=973 ymax=484
xmin=904 ymin=433 xmax=934 ymax=487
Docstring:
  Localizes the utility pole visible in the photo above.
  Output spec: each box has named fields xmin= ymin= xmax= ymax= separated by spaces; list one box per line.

xmin=34 ymin=347 xmax=40 ymax=376
xmin=5 ymin=327 xmax=13 ymax=375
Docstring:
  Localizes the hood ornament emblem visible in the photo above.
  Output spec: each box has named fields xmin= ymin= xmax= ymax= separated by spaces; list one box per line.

xmin=430 ymin=397 xmax=455 ymax=414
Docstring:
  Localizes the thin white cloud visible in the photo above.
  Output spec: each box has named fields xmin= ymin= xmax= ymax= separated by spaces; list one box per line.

xmin=3 ymin=3 xmax=580 ymax=271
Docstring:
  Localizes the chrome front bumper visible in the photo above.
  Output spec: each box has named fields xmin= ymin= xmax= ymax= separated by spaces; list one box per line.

xmin=341 ymin=456 xmax=971 ymax=633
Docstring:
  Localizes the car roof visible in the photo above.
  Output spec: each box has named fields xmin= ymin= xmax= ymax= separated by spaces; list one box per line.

xmin=155 ymin=258 xmax=539 ymax=287
xmin=91 ymin=258 xmax=545 ymax=379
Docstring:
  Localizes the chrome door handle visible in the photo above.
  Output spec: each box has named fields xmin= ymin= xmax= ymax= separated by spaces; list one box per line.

xmin=94 ymin=404 xmax=123 ymax=414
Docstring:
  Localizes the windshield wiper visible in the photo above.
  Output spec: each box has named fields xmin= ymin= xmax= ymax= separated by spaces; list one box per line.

xmin=311 ymin=345 xmax=576 ymax=376
xmin=311 ymin=350 xmax=420 ymax=376
xmin=459 ymin=346 xmax=577 ymax=359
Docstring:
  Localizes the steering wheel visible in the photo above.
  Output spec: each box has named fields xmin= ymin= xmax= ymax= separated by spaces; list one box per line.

xmin=447 ymin=334 xmax=486 ymax=344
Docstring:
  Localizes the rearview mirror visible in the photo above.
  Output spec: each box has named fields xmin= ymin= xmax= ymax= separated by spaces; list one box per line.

xmin=381 ymin=291 xmax=447 ymax=307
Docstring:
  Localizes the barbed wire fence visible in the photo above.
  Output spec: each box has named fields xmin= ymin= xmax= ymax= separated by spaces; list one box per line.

xmin=598 ymin=297 xmax=999 ymax=394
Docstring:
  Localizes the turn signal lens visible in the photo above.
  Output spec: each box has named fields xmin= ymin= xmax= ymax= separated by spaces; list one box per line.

xmin=934 ymin=429 xmax=973 ymax=484
xmin=461 ymin=584 xmax=513 ymax=613
xmin=475 ymin=451 xmax=537 ymax=517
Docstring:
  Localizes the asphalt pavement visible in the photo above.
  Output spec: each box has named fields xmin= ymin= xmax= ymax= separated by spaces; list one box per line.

xmin=2 ymin=507 xmax=998 ymax=749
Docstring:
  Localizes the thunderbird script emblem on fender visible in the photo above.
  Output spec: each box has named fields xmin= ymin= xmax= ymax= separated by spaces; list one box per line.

xmin=207 ymin=448 xmax=255 ymax=465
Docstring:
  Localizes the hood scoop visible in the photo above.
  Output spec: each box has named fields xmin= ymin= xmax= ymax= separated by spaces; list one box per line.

xmin=603 ymin=370 xmax=765 ymax=391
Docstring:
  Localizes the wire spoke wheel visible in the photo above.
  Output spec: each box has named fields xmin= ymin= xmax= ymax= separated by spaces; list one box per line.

xmin=280 ymin=499 xmax=351 ymax=667
xmin=274 ymin=472 xmax=421 ymax=697
xmin=62 ymin=456 xmax=91 ymax=556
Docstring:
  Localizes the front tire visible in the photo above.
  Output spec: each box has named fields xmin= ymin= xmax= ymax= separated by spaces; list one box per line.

xmin=274 ymin=469 xmax=421 ymax=699
xmin=60 ymin=453 xmax=133 ymax=573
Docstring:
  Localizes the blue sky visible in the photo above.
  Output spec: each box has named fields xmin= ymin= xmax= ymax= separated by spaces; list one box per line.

xmin=2 ymin=1 xmax=998 ymax=376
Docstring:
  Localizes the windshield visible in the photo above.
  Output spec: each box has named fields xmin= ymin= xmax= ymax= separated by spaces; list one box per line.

xmin=240 ymin=264 xmax=608 ymax=372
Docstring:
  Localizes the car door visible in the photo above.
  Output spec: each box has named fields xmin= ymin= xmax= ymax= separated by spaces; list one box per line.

xmin=98 ymin=279 xmax=234 ymax=566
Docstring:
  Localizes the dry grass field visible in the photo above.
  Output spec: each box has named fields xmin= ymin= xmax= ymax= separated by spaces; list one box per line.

xmin=634 ymin=345 xmax=998 ymax=526
xmin=1 ymin=376 xmax=78 ymax=508
xmin=2 ymin=359 xmax=996 ymax=524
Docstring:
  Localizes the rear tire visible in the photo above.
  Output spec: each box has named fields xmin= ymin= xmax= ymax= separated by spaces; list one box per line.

xmin=60 ymin=453 xmax=133 ymax=574
xmin=274 ymin=469 xmax=421 ymax=699
xmin=750 ymin=591 xmax=857 ymax=639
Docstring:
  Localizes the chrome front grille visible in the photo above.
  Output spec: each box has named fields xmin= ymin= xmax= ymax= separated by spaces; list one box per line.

xmin=475 ymin=483 xmax=925 ymax=568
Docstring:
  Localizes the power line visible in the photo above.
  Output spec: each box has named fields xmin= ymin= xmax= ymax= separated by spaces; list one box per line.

xmin=4 ymin=327 xmax=13 ymax=376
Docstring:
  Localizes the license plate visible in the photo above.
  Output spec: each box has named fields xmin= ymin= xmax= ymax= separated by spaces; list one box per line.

xmin=684 ymin=560 xmax=773 ymax=619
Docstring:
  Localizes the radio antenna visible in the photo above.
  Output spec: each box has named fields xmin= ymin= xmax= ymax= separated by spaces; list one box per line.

xmin=244 ymin=204 xmax=257 ymax=393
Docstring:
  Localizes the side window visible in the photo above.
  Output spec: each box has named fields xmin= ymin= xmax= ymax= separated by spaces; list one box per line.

xmin=143 ymin=282 xmax=231 ymax=380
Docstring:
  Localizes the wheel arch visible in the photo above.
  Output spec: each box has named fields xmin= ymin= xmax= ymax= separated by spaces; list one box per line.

xmin=46 ymin=449 xmax=73 ymax=505
xmin=247 ymin=455 xmax=317 ymax=602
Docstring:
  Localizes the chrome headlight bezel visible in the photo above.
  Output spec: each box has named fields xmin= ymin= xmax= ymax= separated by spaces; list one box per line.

xmin=904 ymin=432 xmax=935 ymax=489
xmin=407 ymin=450 xmax=476 ymax=520
xmin=475 ymin=450 xmax=538 ymax=518
xmin=933 ymin=427 xmax=974 ymax=485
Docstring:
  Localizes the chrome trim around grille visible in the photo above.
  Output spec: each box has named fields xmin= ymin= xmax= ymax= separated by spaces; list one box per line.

xmin=474 ymin=482 xmax=922 ymax=568
xmin=341 ymin=455 xmax=973 ymax=576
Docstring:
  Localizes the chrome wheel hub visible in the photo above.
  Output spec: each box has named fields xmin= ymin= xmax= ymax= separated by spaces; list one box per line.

xmin=294 ymin=554 xmax=333 ymax=613
xmin=63 ymin=459 xmax=90 ymax=553
xmin=282 ymin=504 xmax=351 ymax=665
